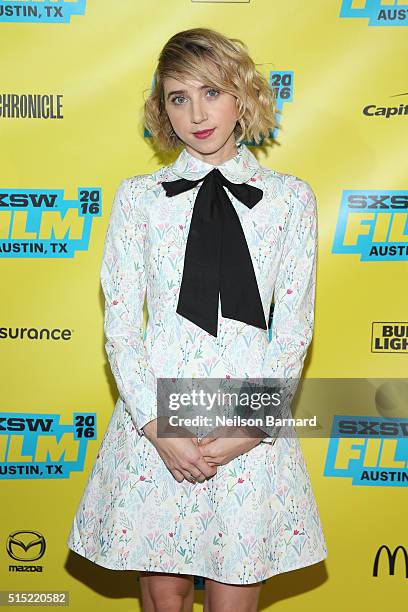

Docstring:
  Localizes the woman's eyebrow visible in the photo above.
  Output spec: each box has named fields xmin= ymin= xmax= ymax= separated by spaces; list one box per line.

xmin=166 ymin=85 xmax=210 ymax=99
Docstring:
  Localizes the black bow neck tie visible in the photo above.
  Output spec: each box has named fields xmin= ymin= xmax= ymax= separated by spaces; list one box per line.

xmin=161 ymin=167 xmax=267 ymax=337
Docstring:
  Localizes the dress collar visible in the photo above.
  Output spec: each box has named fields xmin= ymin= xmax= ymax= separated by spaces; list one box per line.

xmin=169 ymin=141 xmax=260 ymax=184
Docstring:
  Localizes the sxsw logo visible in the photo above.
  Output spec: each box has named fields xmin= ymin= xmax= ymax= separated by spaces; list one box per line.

xmin=0 ymin=412 xmax=97 ymax=479
xmin=0 ymin=186 xmax=101 ymax=259
xmin=324 ymin=415 xmax=408 ymax=487
xmin=332 ymin=190 xmax=408 ymax=261
xmin=373 ymin=545 xmax=408 ymax=577
xmin=340 ymin=0 xmax=408 ymax=26
xmin=0 ymin=0 xmax=87 ymax=23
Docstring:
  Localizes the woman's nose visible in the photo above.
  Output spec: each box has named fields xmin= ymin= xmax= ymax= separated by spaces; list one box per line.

xmin=190 ymin=100 xmax=207 ymax=124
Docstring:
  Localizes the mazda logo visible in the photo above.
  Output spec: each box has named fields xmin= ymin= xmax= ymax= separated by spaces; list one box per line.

xmin=6 ymin=530 xmax=46 ymax=562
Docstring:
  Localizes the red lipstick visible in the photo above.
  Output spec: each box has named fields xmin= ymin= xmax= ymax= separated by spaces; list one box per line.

xmin=193 ymin=128 xmax=215 ymax=139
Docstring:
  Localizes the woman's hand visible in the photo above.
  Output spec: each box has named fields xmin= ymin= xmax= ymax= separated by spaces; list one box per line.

xmin=197 ymin=425 xmax=265 ymax=467
xmin=142 ymin=418 xmax=217 ymax=483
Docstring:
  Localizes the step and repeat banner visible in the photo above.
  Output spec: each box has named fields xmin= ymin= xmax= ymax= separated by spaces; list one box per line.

xmin=1 ymin=1 xmax=407 ymax=610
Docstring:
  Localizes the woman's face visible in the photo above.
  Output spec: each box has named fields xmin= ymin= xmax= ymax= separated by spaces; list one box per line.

xmin=163 ymin=75 xmax=239 ymax=163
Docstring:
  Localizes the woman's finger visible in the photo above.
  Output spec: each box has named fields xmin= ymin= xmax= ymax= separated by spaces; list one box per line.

xmin=171 ymin=467 xmax=185 ymax=483
xmin=198 ymin=436 xmax=217 ymax=446
xmin=179 ymin=468 xmax=201 ymax=483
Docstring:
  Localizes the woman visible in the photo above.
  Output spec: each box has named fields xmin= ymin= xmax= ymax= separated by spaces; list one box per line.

xmin=67 ymin=27 xmax=328 ymax=611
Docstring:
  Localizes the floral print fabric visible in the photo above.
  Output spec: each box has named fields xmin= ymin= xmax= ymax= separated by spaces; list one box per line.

xmin=66 ymin=143 xmax=328 ymax=584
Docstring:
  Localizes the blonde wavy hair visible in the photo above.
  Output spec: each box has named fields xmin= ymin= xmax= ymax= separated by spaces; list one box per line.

xmin=144 ymin=28 xmax=278 ymax=152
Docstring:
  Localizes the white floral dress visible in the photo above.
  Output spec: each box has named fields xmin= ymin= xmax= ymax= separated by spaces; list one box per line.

xmin=66 ymin=142 xmax=328 ymax=585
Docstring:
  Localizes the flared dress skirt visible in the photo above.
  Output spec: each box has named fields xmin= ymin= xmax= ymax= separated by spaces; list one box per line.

xmin=66 ymin=396 xmax=328 ymax=585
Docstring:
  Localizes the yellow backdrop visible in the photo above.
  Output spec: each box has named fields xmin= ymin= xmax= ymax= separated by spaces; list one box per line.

xmin=1 ymin=0 xmax=407 ymax=610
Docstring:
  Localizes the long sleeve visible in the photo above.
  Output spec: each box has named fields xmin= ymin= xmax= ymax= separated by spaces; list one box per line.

xmin=100 ymin=178 xmax=157 ymax=435
xmin=258 ymin=176 xmax=318 ymax=441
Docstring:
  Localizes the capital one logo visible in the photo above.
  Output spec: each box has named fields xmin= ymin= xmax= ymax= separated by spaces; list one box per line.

xmin=373 ymin=545 xmax=408 ymax=577
xmin=340 ymin=0 xmax=408 ymax=26
xmin=6 ymin=530 xmax=46 ymax=562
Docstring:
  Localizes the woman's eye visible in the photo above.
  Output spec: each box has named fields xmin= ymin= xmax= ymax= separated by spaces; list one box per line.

xmin=171 ymin=96 xmax=186 ymax=105
xmin=170 ymin=90 xmax=219 ymax=105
